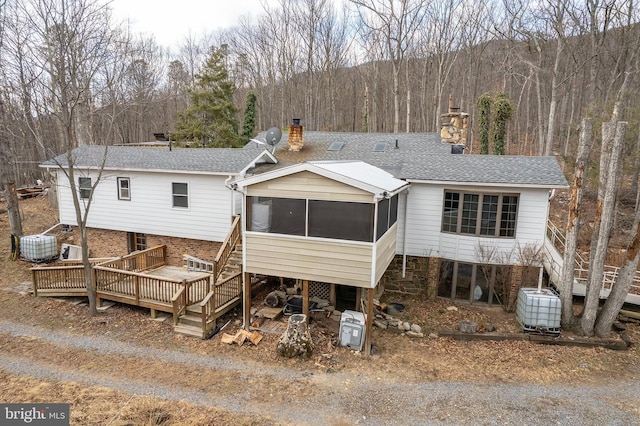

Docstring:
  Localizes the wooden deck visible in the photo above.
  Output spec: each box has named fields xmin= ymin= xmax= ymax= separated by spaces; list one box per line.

xmin=31 ymin=245 xmax=244 ymax=338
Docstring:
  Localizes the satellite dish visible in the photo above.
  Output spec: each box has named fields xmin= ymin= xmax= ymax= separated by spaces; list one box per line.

xmin=265 ymin=127 xmax=282 ymax=146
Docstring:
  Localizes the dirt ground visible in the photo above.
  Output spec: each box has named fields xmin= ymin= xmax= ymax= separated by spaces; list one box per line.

xmin=1 ymin=195 xmax=639 ymax=425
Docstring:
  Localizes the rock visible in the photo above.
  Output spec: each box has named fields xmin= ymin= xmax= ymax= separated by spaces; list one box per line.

xmin=485 ymin=323 xmax=496 ymax=332
xmin=406 ymin=331 xmax=424 ymax=338
xmin=323 ymin=306 xmax=335 ymax=312
xmin=459 ymin=320 xmax=477 ymax=334
xmin=429 ymin=333 xmax=438 ymax=338
xmin=387 ymin=325 xmax=404 ymax=334
xmin=411 ymin=324 xmax=422 ymax=333
xmin=388 ymin=318 xmax=401 ymax=327
xmin=446 ymin=306 xmax=458 ymax=311
xmin=277 ymin=314 xmax=314 ymax=358
xmin=374 ymin=319 xmax=388 ymax=329
xmin=403 ymin=322 xmax=411 ymax=331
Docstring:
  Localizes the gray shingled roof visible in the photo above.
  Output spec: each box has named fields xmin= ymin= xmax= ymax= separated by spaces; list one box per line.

xmin=41 ymin=145 xmax=272 ymax=175
xmin=246 ymin=131 xmax=568 ymax=187
xmin=41 ymin=132 xmax=569 ymax=187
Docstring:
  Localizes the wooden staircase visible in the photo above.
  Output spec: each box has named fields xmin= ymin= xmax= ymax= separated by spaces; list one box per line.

xmin=216 ymin=243 xmax=242 ymax=284
xmin=173 ymin=217 xmax=243 ymax=338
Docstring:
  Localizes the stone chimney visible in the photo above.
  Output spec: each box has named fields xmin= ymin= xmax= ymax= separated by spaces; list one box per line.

xmin=288 ymin=118 xmax=304 ymax=151
xmin=440 ymin=95 xmax=469 ymax=148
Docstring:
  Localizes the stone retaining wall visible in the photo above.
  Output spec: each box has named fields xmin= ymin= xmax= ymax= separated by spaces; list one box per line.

xmin=381 ymin=255 xmax=439 ymax=299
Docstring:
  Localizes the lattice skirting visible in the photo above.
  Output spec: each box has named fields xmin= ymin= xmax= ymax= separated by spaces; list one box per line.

xmin=310 ymin=281 xmax=330 ymax=300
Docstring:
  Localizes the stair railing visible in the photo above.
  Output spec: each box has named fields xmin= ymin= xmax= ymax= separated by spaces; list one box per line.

xmin=213 ymin=216 xmax=241 ymax=284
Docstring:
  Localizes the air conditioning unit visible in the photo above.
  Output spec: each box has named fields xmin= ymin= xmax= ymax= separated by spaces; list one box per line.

xmin=339 ymin=310 xmax=366 ymax=351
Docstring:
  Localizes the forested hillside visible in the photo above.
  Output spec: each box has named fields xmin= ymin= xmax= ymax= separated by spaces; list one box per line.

xmin=1 ymin=0 xmax=639 ymax=184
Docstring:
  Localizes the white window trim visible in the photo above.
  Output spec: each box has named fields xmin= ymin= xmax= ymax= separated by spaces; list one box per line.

xmin=79 ymin=177 xmax=91 ymax=200
xmin=117 ymin=177 xmax=131 ymax=201
xmin=172 ymin=182 xmax=189 ymax=208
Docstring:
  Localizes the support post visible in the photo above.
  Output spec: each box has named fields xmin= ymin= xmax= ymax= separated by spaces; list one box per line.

xmin=364 ymin=287 xmax=375 ymax=356
xmin=302 ymin=280 xmax=309 ymax=322
xmin=243 ymin=272 xmax=251 ymax=329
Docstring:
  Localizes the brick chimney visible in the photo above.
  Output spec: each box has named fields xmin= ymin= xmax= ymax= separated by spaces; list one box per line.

xmin=288 ymin=118 xmax=304 ymax=151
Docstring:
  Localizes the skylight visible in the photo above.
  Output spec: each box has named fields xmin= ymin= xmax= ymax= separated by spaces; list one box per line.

xmin=328 ymin=141 xmax=345 ymax=151
xmin=373 ymin=142 xmax=388 ymax=152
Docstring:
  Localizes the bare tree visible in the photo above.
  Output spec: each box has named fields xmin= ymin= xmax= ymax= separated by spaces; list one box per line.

xmin=560 ymin=118 xmax=593 ymax=327
xmin=12 ymin=0 xmax=126 ymax=315
xmin=350 ymin=0 xmax=427 ymax=133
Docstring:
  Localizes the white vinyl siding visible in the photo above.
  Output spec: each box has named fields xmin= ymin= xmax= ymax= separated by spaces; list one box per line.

xmin=56 ymin=170 xmax=233 ymax=242
xmin=247 ymin=171 xmax=374 ymax=202
xmin=244 ymin=233 xmax=374 ymax=288
xmin=375 ymin=223 xmax=398 ymax=283
xmin=399 ymin=183 xmax=549 ymax=265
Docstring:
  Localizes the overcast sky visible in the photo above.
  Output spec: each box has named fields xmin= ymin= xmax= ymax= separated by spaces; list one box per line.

xmin=109 ymin=0 xmax=277 ymax=50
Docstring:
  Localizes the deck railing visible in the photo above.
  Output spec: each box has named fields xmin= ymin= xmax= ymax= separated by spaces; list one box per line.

xmin=199 ymin=272 xmax=243 ymax=337
xmin=31 ymin=264 xmax=86 ymax=296
xmin=546 ymin=220 xmax=640 ymax=293
xmin=96 ymin=245 xmax=166 ymax=273
xmin=171 ymin=287 xmax=187 ymax=325
xmin=213 ymin=216 xmax=241 ymax=283
xmin=94 ymin=265 xmax=210 ymax=306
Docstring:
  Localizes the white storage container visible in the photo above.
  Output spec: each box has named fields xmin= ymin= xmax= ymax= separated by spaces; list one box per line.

xmin=516 ymin=287 xmax=561 ymax=334
xmin=339 ymin=310 xmax=366 ymax=351
xmin=20 ymin=234 xmax=58 ymax=263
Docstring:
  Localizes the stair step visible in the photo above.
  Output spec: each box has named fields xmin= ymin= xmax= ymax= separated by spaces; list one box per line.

xmin=178 ymin=313 xmax=202 ymax=327
xmin=173 ymin=324 xmax=203 ymax=338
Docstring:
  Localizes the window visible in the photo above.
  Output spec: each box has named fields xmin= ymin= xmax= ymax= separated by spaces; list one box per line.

xmin=437 ymin=260 xmax=508 ymax=306
xmin=127 ymin=232 xmax=147 ymax=253
xmin=442 ymin=191 xmax=518 ymax=237
xmin=117 ymin=177 xmax=130 ymax=200
xmin=247 ymin=196 xmax=377 ymax=242
xmin=309 ymin=200 xmax=374 ymax=242
xmin=172 ymin=182 xmax=188 ymax=208
xmin=79 ymin=177 xmax=91 ymax=199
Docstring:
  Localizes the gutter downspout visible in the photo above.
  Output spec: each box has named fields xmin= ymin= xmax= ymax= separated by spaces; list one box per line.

xmin=225 ymin=175 xmax=235 ymax=217
xmin=402 ymin=189 xmax=410 ymax=278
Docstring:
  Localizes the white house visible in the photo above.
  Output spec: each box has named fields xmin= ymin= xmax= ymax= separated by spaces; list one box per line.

xmin=41 ymin=130 xmax=567 ymax=312
xmin=41 ymin=146 xmax=276 ymax=264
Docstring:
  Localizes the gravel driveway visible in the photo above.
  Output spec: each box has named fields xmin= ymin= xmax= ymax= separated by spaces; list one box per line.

xmin=0 ymin=320 xmax=638 ymax=425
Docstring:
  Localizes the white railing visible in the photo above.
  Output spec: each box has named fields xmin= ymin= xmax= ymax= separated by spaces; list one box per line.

xmin=545 ymin=220 xmax=640 ymax=293
xmin=183 ymin=254 xmax=214 ymax=273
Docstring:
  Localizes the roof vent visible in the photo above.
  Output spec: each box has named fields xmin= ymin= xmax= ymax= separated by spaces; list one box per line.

xmin=451 ymin=144 xmax=464 ymax=154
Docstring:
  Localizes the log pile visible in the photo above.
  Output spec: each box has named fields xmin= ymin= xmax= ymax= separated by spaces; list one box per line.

xmin=221 ymin=329 xmax=263 ymax=346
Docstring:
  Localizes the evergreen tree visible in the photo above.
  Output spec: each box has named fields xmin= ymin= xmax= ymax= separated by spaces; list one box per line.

xmin=172 ymin=48 xmax=241 ymax=147
xmin=241 ymin=91 xmax=257 ymax=142
xmin=492 ymin=93 xmax=513 ymax=155
xmin=477 ymin=93 xmax=492 ymax=155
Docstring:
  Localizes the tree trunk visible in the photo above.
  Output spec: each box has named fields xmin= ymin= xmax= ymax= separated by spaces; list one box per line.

xmin=594 ymin=207 xmax=640 ymax=337
xmin=5 ymin=182 xmax=24 ymax=245
xmin=581 ymin=121 xmax=626 ymax=336
xmin=560 ymin=118 xmax=593 ymax=328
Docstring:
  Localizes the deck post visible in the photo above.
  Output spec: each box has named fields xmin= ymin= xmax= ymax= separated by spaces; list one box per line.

xmin=32 ymin=269 xmax=38 ymax=297
xmin=364 ymin=286 xmax=375 ymax=356
xmin=302 ymin=279 xmax=309 ymax=322
xmin=92 ymin=267 xmax=100 ymax=308
xmin=243 ymin=272 xmax=251 ymax=329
